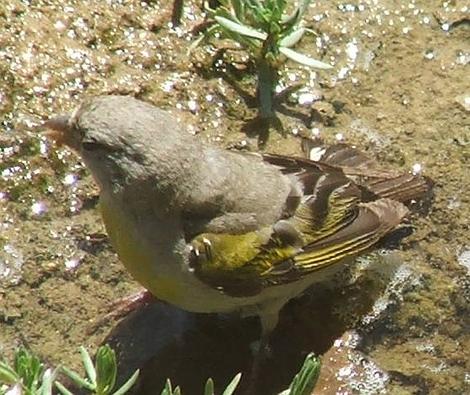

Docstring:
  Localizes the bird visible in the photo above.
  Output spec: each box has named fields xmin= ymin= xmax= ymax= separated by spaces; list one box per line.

xmin=44 ymin=95 xmax=431 ymax=350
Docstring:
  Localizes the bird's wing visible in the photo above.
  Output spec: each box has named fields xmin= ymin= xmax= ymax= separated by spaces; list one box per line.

xmin=188 ymin=152 xmax=422 ymax=297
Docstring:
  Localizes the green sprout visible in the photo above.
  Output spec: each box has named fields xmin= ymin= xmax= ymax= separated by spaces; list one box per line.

xmin=204 ymin=373 xmax=241 ymax=395
xmin=194 ymin=0 xmax=332 ymax=121
xmin=280 ymin=353 xmax=321 ymax=395
xmin=0 ymin=347 xmax=57 ymax=395
xmin=55 ymin=345 xmax=139 ymax=395
xmin=160 ymin=373 xmax=241 ymax=395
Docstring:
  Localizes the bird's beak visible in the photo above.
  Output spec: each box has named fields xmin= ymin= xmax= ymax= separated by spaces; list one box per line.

xmin=43 ymin=114 xmax=74 ymax=148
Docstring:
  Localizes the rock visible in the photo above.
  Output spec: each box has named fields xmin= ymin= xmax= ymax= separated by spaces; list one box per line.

xmin=313 ymin=331 xmax=389 ymax=394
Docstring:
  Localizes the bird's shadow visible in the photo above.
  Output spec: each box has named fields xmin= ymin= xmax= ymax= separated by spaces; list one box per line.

xmin=99 ymin=260 xmax=398 ymax=395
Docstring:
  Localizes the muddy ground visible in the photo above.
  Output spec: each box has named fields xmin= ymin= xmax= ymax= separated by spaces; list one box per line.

xmin=0 ymin=1 xmax=469 ymax=394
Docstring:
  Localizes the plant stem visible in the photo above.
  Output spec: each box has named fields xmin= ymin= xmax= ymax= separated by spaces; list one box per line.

xmin=171 ymin=0 xmax=184 ymax=27
xmin=256 ymin=58 xmax=278 ymax=119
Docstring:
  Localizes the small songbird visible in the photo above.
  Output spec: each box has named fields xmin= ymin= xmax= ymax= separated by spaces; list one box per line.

xmin=44 ymin=95 xmax=430 ymax=346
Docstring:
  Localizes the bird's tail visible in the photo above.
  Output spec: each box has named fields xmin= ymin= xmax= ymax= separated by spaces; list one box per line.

xmin=302 ymin=140 xmax=434 ymax=205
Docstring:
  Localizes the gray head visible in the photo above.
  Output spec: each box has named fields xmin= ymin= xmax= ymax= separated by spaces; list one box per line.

xmin=44 ymin=95 xmax=201 ymax=198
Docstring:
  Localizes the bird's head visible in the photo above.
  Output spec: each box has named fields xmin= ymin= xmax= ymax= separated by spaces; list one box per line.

xmin=44 ymin=95 xmax=197 ymax=197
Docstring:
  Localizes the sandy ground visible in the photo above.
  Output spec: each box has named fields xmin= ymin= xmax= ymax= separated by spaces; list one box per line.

xmin=0 ymin=1 xmax=469 ymax=394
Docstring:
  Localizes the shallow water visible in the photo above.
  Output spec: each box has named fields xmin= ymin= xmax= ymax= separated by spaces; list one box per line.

xmin=0 ymin=1 xmax=469 ymax=394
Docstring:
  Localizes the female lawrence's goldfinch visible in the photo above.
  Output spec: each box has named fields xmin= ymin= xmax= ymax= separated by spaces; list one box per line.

xmin=45 ymin=95 xmax=431 ymax=340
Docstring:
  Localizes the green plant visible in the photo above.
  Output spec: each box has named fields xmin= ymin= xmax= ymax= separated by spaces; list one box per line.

xmin=279 ymin=353 xmax=321 ymax=395
xmin=161 ymin=373 xmax=241 ymax=395
xmin=0 ymin=347 xmax=57 ymax=395
xmin=203 ymin=373 xmax=241 ymax=395
xmin=160 ymin=354 xmax=320 ymax=395
xmin=195 ymin=0 xmax=332 ymax=120
xmin=55 ymin=345 xmax=139 ymax=395
xmin=0 ymin=347 xmax=320 ymax=395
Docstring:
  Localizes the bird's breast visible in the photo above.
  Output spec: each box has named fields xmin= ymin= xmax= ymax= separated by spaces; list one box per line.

xmin=99 ymin=195 xmax=188 ymax=304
